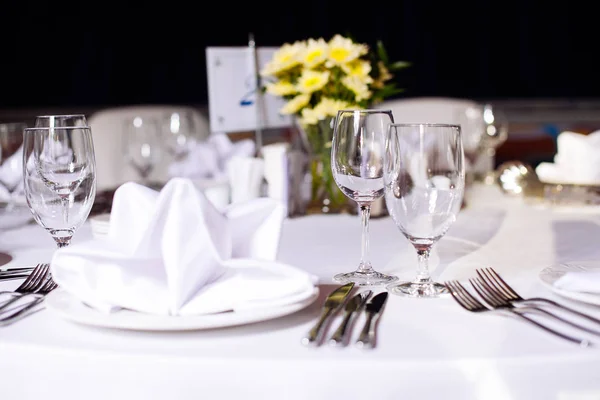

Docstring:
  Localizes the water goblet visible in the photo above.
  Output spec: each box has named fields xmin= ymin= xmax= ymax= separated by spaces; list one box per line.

xmin=23 ymin=126 xmax=96 ymax=248
xmin=162 ymin=111 xmax=198 ymax=160
xmin=0 ymin=122 xmax=27 ymax=211
xmin=331 ymin=109 xmax=399 ymax=286
xmin=123 ymin=116 xmax=162 ymax=186
xmin=383 ymin=123 xmax=465 ymax=297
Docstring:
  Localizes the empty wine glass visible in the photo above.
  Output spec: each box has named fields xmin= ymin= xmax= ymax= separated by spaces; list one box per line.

xmin=35 ymin=114 xmax=88 ymax=128
xmin=123 ymin=116 xmax=161 ymax=185
xmin=23 ymin=126 xmax=96 ymax=248
xmin=162 ymin=111 xmax=198 ymax=160
xmin=383 ymin=123 xmax=465 ymax=298
xmin=331 ymin=109 xmax=399 ymax=286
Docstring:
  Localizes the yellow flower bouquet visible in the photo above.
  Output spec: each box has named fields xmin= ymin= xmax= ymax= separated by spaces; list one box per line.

xmin=260 ymin=34 xmax=409 ymax=213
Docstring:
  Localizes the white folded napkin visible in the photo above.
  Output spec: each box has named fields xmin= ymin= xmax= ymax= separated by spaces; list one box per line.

xmin=50 ymin=178 xmax=316 ymax=316
xmin=553 ymin=270 xmax=600 ymax=294
xmin=0 ymin=144 xmax=24 ymax=202
xmin=168 ymin=133 xmax=256 ymax=180
xmin=536 ymin=130 xmax=600 ymax=185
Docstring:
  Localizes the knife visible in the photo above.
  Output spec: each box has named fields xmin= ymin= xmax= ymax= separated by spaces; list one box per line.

xmin=329 ymin=290 xmax=372 ymax=347
xmin=356 ymin=291 xmax=388 ymax=349
xmin=301 ymin=282 xmax=354 ymax=347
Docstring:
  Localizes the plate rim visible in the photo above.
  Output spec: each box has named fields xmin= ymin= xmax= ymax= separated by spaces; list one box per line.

xmin=45 ymin=286 xmax=319 ymax=331
xmin=539 ymin=260 xmax=600 ymax=305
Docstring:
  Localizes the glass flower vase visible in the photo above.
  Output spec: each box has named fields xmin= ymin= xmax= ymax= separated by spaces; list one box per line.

xmin=299 ymin=117 xmax=351 ymax=214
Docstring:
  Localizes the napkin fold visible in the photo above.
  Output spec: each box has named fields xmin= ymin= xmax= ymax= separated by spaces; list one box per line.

xmin=536 ymin=130 xmax=600 ymax=185
xmin=553 ymin=270 xmax=600 ymax=294
xmin=50 ymin=178 xmax=315 ymax=316
xmin=168 ymin=133 xmax=256 ymax=180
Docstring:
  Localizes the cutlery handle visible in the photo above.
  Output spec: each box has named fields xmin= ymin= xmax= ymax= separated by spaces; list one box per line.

xmin=0 ymin=296 xmax=45 ymax=327
xmin=302 ymin=308 xmax=334 ymax=346
xmin=329 ymin=311 xmax=353 ymax=347
xmin=528 ymin=297 xmax=600 ymax=326
xmin=517 ymin=304 xmax=600 ymax=337
xmin=508 ymin=309 xmax=594 ymax=347
xmin=356 ymin=313 xmax=376 ymax=349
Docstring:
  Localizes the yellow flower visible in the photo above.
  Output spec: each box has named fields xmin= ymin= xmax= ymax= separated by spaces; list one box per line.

xmin=341 ymin=59 xmax=373 ymax=82
xmin=314 ymin=97 xmax=354 ymax=118
xmin=301 ymin=38 xmax=328 ymax=68
xmin=341 ymin=76 xmax=372 ymax=101
xmin=296 ymin=70 xmax=330 ymax=94
xmin=280 ymin=94 xmax=311 ymax=115
xmin=260 ymin=41 xmax=304 ymax=76
xmin=265 ymin=80 xmax=297 ymax=96
xmin=299 ymin=107 xmax=321 ymax=126
xmin=327 ymin=34 xmax=368 ymax=66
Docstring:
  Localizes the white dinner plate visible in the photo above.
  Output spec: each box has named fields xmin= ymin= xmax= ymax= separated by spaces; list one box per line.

xmin=539 ymin=260 xmax=600 ymax=306
xmin=45 ymin=287 xmax=319 ymax=331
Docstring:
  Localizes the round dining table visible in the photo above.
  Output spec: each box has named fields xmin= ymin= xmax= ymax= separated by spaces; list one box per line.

xmin=1 ymin=183 xmax=600 ymax=399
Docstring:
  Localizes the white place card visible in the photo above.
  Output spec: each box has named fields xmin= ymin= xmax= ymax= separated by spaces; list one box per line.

xmin=206 ymin=47 xmax=292 ymax=134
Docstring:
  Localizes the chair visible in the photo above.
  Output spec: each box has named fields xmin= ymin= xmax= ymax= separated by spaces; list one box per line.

xmin=375 ymin=96 xmax=479 ymax=124
xmin=87 ymin=105 xmax=210 ymax=191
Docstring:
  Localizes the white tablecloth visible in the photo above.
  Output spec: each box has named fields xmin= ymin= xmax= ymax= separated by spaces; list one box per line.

xmin=1 ymin=184 xmax=600 ymax=399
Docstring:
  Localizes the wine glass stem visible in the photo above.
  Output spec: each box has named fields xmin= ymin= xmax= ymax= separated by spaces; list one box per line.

xmin=60 ymin=197 xmax=69 ymax=224
xmin=358 ymin=204 xmax=373 ymax=273
xmin=415 ymin=247 xmax=432 ymax=282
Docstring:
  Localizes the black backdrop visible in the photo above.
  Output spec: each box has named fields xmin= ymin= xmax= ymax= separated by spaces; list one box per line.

xmin=2 ymin=1 xmax=598 ymax=109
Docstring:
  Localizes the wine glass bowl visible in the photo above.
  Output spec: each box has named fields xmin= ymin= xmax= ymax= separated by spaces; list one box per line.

xmin=331 ymin=109 xmax=399 ymax=286
xmin=123 ymin=116 xmax=162 ymax=185
xmin=35 ymin=114 xmax=88 ymax=128
xmin=0 ymin=122 xmax=27 ymax=209
xmin=162 ymin=111 xmax=197 ymax=159
xmin=383 ymin=123 xmax=465 ymax=298
xmin=23 ymin=126 xmax=96 ymax=248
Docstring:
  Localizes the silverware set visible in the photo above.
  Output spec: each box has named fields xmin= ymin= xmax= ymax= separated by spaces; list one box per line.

xmin=302 ymin=282 xmax=389 ymax=349
xmin=0 ymin=263 xmax=58 ymax=326
xmin=445 ymin=267 xmax=600 ymax=347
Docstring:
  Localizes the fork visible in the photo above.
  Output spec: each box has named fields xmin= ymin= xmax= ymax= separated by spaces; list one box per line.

xmin=471 ymin=276 xmax=600 ymax=337
xmin=0 ymin=263 xmax=49 ymax=298
xmin=445 ymin=280 xmax=593 ymax=347
xmin=0 ymin=278 xmax=58 ymax=326
xmin=477 ymin=267 xmax=600 ymax=327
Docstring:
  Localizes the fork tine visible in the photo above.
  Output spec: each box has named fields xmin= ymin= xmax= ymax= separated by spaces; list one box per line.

xmin=473 ymin=275 xmax=510 ymax=305
xmin=447 ymin=280 xmax=482 ymax=310
xmin=476 ymin=269 xmax=513 ymax=300
xmin=445 ymin=281 xmax=471 ymax=310
xmin=24 ymin=264 xmax=49 ymax=292
xmin=485 ymin=268 xmax=520 ymax=299
xmin=469 ymin=278 xmax=503 ymax=308
xmin=16 ymin=263 xmax=48 ymax=292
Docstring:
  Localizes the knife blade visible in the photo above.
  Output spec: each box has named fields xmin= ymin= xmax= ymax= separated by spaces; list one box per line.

xmin=301 ymin=282 xmax=354 ymax=347
xmin=356 ymin=291 xmax=388 ymax=349
xmin=329 ymin=290 xmax=372 ymax=347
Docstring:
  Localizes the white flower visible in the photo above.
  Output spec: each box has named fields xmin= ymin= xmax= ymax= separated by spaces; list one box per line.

xmin=326 ymin=34 xmax=368 ymax=67
xmin=301 ymin=38 xmax=328 ymax=68
xmin=280 ymin=94 xmax=311 ymax=115
xmin=296 ymin=70 xmax=330 ymax=94
xmin=314 ymin=97 xmax=354 ymax=118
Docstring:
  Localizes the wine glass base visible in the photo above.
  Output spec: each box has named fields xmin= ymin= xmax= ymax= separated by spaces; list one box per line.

xmin=388 ymin=281 xmax=449 ymax=298
xmin=333 ymin=270 xmax=398 ymax=287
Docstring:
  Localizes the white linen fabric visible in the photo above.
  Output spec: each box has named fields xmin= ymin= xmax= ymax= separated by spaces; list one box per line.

xmin=536 ymin=130 xmax=600 ymax=184
xmin=553 ymin=270 xmax=600 ymax=293
xmin=0 ymin=144 xmax=24 ymax=202
xmin=168 ymin=133 xmax=256 ymax=180
xmin=50 ymin=178 xmax=315 ymax=316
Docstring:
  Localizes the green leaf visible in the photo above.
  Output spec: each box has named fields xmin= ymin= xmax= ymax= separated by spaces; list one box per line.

xmin=376 ymin=41 xmax=389 ymax=64
xmin=389 ymin=61 xmax=411 ymax=71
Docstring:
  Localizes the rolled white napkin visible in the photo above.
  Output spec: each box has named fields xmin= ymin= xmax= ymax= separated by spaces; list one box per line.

xmin=168 ymin=133 xmax=256 ymax=180
xmin=50 ymin=178 xmax=316 ymax=316
xmin=536 ymin=130 xmax=600 ymax=185
xmin=553 ymin=271 xmax=600 ymax=294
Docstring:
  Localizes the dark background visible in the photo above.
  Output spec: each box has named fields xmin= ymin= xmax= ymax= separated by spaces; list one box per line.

xmin=2 ymin=1 xmax=598 ymax=110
